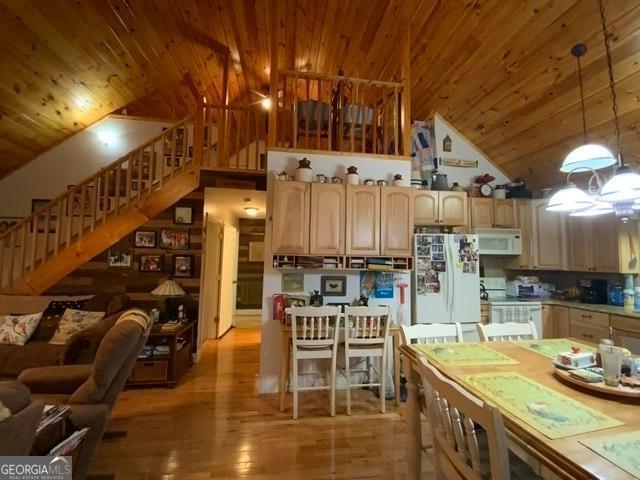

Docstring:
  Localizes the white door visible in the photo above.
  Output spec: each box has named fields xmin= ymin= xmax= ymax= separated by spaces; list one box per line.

xmin=447 ymin=234 xmax=481 ymax=324
xmin=414 ymin=234 xmax=448 ymax=324
xmin=217 ymin=222 xmax=239 ymax=337
xmin=200 ymin=216 xmax=222 ymax=341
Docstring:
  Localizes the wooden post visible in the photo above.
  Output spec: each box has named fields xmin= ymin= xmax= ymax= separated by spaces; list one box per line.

xmin=401 ymin=28 xmax=411 ymax=156
xmin=192 ymin=103 xmax=205 ymax=175
xmin=268 ymin=0 xmax=278 ymax=148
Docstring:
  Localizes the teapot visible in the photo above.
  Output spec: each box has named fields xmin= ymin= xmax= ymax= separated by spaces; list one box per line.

xmin=431 ymin=171 xmax=449 ymax=191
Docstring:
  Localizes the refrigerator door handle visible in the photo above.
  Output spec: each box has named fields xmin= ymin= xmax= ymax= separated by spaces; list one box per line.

xmin=447 ymin=240 xmax=454 ymax=320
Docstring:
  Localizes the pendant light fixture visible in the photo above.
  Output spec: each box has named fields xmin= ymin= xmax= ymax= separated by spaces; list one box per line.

xmin=546 ymin=181 xmax=594 ymax=212
xmin=595 ymin=0 xmax=640 ymax=219
xmin=560 ymin=43 xmax=616 ymax=173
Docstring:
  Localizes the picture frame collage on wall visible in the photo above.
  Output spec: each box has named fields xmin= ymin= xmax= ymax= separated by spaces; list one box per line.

xmin=163 ymin=127 xmax=184 ymax=170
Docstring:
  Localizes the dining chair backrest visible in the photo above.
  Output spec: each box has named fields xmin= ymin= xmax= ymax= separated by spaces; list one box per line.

xmin=291 ymin=306 xmax=341 ymax=348
xmin=419 ymin=357 xmax=510 ymax=480
xmin=343 ymin=306 xmax=391 ymax=345
xmin=476 ymin=321 xmax=538 ymax=342
xmin=400 ymin=323 xmax=464 ymax=345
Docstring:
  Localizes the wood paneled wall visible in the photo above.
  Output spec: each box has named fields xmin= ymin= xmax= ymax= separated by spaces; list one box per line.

xmin=236 ymin=218 xmax=265 ymax=310
xmin=45 ymin=192 xmax=204 ymax=315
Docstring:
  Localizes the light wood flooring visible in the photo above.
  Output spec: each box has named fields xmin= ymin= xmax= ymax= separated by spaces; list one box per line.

xmin=91 ymin=326 xmax=432 ymax=479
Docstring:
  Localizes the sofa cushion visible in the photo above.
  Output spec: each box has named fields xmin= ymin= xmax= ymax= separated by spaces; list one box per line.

xmin=19 ymin=364 xmax=93 ymax=395
xmin=0 ymin=381 xmax=32 ymax=413
xmin=0 ymin=343 xmax=65 ymax=377
xmin=82 ymin=293 xmax=128 ymax=316
xmin=0 ymin=312 xmax=43 ymax=346
xmin=30 ymin=315 xmax=61 ymax=342
xmin=43 ymin=299 xmax=87 ymax=317
xmin=49 ymin=309 xmax=104 ymax=345
xmin=62 ymin=312 xmax=120 ymax=365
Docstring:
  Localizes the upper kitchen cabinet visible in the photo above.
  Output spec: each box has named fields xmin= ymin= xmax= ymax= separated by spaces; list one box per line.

xmin=531 ymin=199 xmax=567 ymax=270
xmin=507 ymin=199 xmax=535 ymax=269
xmin=272 ymin=180 xmax=311 ymax=254
xmin=381 ymin=187 xmax=414 ymax=255
xmin=470 ymin=198 xmax=517 ymax=228
xmin=567 ymin=216 xmax=594 ymax=271
xmin=346 ymin=185 xmax=380 ymax=255
xmin=414 ymin=191 xmax=467 ymax=226
xmin=309 ymin=183 xmax=345 ymax=255
xmin=469 ymin=198 xmax=494 ymax=228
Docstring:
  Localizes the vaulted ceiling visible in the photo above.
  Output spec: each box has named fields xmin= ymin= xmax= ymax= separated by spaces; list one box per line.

xmin=1 ymin=0 xmax=639 ymax=189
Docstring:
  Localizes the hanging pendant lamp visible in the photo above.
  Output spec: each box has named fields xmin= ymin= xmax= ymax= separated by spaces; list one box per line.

xmin=560 ymin=43 xmax=616 ymax=173
xmin=546 ymin=181 xmax=594 ymax=212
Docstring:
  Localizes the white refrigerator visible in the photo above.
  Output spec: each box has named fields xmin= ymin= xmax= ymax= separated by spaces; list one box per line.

xmin=412 ymin=233 xmax=481 ymax=341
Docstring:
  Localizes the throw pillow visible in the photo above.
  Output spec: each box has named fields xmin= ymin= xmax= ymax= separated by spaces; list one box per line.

xmin=0 ymin=312 xmax=43 ymax=346
xmin=0 ymin=400 xmax=10 ymax=422
xmin=48 ymin=309 xmax=105 ymax=345
xmin=43 ymin=300 xmax=87 ymax=319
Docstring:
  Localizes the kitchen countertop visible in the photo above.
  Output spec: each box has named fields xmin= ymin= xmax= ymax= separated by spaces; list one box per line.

xmin=482 ymin=298 xmax=640 ymax=319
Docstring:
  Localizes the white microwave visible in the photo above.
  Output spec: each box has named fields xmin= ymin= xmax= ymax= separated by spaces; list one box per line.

xmin=475 ymin=228 xmax=522 ymax=256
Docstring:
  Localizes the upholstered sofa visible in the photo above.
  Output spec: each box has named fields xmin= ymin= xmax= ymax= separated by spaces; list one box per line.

xmin=0 ymin=293 xmax=129 ymax=378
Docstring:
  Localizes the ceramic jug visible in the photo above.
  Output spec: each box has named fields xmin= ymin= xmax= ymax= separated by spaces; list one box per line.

xmin=431 ymin=172 xmax=449 ymax=191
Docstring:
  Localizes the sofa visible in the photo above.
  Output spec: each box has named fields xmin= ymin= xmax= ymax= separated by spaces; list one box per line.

xmin=0 ymin=293 xmax=129 ymax=378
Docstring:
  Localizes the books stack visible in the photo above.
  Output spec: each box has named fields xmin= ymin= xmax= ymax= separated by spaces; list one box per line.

xmin=349 ymin=257 xmax=365 ymax=269
xmin=366 ymin=258 xmax=393 ymax=271
xmin=296 ymin=256 xmax=324 ymax=269
xmin=138 ymin=345 xmax=154 ymax=359
xmin=38 ymin=405 xmax=71 ymax=434
xmin=154 ymin=345 xmax=170 ymax=356
xmin=322 ymin=257 xmax=340 ymax=269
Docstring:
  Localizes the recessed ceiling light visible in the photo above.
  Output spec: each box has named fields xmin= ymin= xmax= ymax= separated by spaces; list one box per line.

xmin=260 ymin=97 xmax=272 ymax=110
xmin=244 ymin=207 xmax=258 ymax=216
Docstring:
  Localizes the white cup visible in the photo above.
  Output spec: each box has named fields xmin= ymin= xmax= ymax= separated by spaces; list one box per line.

xmin=600 ymin=345 xmax=623 ymax=387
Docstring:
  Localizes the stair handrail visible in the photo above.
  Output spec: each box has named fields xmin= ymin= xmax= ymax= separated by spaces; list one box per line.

xmin=0 ymin=113 xmax=195 ymax=241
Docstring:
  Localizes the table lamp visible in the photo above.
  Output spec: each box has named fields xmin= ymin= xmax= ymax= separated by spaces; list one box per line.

xmin=151 ymin=279 xmax=186 ymax=321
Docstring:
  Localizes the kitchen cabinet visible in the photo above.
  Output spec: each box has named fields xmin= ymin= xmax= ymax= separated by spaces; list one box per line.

xmin=469 ymin=198 xmax=494 ymax=228
xmin=271 ymin=180 xmax=310 ymax=254
xmin=569 ymin=307 xmax=610 ymax=343
xmin=469 ymin=198 xmax=516 ymax=228
xmin=531 ymin=199 xmax=567 ymax=270
xmin=611 ymin=314 xmax=640 ymax=354
xmin=309 ymin=183 xmax=345 ymax=254
xmin=507 ymin=200 xmax=535 ymax=269
xmin=493 ymin=199 xmax=517 ymax=228
xmin=414 ymin=191 xmax=467 ymax=226
xmin=552 ymin=306 xmax=570 ymax=338
xmin=542 ymin=305 xmax=552 ymax=338
xmin=346 ymin=185 xmax=380 ymax=255
xmin=381 ymin=187 xmax=413 ymax=255
xmin=567 ymin=217 xmax=594 ymax=272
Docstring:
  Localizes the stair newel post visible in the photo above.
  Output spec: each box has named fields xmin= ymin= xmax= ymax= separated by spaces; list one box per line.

xmin=317 ymin=78 xmax=322 ymax=150
xmin=192 ymin=106 xmax=205 ymax=172
xmin=43 ymin=205 xmax=52 ymax=262
xmin=148 ymin=142 xmax=155 ymax=195
xmin=102 ymin=170 xmax=109 ymax=225
xmin=114 ymin=161 xmax=122 ymax=215
xmin=244 ymin=109 xmax=250 ymax=170
xmin=328 ymin=79 xmax=333 ymax=151
xmin=292 ymin=75 xmax=298 ymax=149
xmin=159 ymin=132 xmax=166 ymax=187
xmin=305 ymin=78 xmax=310 ymax=148
xmin=28 ymin=217 xmax=37 ymax=281
xmin=393 ymin=85 xmax=399 ymax=156
xmin=89 ymin=177 xmax=97 ymax=233
xmin=136 ymin=148 xmax=144 ymax=200
xmin=382 ymin=86 xmax=388 ymax=154
xmin=234 ymin=111 xmax=241 ymax=169
xmin=169 ymin=128 xmax=178 ymax=179
xmin=20 ymin=222 xmax=28 ymax=278
xmin=183 ymin=122 xmax=190 ymax=172
xmin=125 ymin=153 xmax=133 ymax=209
xmin=54 ymin=198 xmax=62 ymax=254
xmin=361 ymin=82 xmax=366 ymax=154
xmin=65 ymin=196 xmax=73 ymax=252
xmin=79 ymin=184 xmax=87 ymax=236
xmin=7 ymin=229 xmax=16 ymax=288
xmin=254 ymin=109 xmax=260 ymax=170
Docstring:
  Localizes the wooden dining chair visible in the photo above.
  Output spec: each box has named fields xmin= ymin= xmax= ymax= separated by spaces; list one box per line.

xmin=290 ymin=306 xmax=341 ymax=419
xmin=476 ymin=321 xmax=538 ymax=342
xmin=343 ymin=305 xmax=391 ymax=415
xmin=400 ymin=323 xmax=464 ymax=345
xmin=418 ymin=357 xmax=541 ymax=480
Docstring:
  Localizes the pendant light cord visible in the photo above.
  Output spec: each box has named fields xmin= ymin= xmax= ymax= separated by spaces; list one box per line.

xmin=598 ymin=0 xmax=623 ymax=165
xmin=576 ymin=54 xmax=588 ymax=143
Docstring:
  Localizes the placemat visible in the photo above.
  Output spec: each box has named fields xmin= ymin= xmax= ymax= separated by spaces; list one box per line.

xmin=415 ymin=343 xmax=519 ymax=366
xmin=460 ymin=372 xmax=623 ymax=439
xmin=513 ymin=339 xmax=596 ymax=359
xmin=581 ymin=431 xmax=640 ymax=478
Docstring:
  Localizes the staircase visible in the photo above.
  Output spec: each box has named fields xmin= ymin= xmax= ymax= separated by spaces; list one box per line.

xmin=0 ymin=114 xmax=202 ymax=294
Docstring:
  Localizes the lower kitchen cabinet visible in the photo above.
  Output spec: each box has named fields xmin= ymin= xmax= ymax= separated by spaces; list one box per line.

xmin=569 ymin=308 xmax=610 ymax=343
xmin=542 ymin=305 xmax=570 ymax=338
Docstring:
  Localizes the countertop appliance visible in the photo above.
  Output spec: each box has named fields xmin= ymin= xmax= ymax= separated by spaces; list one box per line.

xmin=481 ymin=277 xmax=542 ymax=335
xmin=413 ymin=234 xmax=480 ymax=342
xmin=506 ymin=279 xmax=551 ymax=298
xmin=579 ymin=278 xmax=608 ymax=304
xmin=475 ymin=228 xmax=522 ymax=256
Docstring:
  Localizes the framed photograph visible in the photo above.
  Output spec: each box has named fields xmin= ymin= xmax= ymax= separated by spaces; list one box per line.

xmin=107 ymin=249 xmax=132 ymax=268
xmin=31 ymin=199 xmax=56 ymax=233
xmin=139 ymin=254 xmax=163 ymax=272
xmin=281 ymin=273 xmax=304 ymax=292
xmin=173 ymin=254 xmax=195 ymax=278
xmin=134 ymin=230 xmax=157 ymax=248
xmin=165 ymin=155 xmax=181 ymax=169
xmin=284 ymin=294 xmax=310 ymax=308
xmin=248 ymin=241 xmax=264 ymax=262
xmin=173 ymin=206 xmax=193 ymax=225
xmin=67 ymin=184 xmax=94 ymax=216
xmin=321 ymin=275 xmax=347 ymax=296
xmin=160 ymin=228 xmax=190 ymax=249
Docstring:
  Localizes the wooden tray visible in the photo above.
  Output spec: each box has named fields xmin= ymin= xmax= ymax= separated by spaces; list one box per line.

xmin=554 ymin=368 xmax=640 ymax=398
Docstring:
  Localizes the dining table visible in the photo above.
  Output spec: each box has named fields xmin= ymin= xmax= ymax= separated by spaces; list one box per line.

xmin=400 ymin=339 xmax=640 ymax=480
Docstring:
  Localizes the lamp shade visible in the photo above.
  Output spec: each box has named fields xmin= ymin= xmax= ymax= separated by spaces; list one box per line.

xmin=560 ymin=144 xmax=616 ymax=172
xmin=151 ymin=279 xmax=186 ymax=297
xmin=545 ymin=182 xmax=594 ymax=212
xmin=597 ymin=166 xmax=640 ymax=203
xmin=569 ymin=197 xmax=614 ymax=216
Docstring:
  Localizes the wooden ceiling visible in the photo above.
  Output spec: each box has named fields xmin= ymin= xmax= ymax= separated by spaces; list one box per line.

xmin=1 ymin=0 xmax=639 ymax=189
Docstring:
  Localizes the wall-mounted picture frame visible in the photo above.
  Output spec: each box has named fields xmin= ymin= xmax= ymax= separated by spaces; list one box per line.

xmin=31 ymin=199 xmax=57 ymax=233
xmin=281 ymin=273 xmax=304 ymax=292
xmin=66 ymin=184 xmax=94 ymax=216
xmin=173 ymin=206 xmax=193 ymax=225
xmin=160 ymin=228 xmax=190 ymax=250
xmin=134 ymin=230 xmax=157 ymax=248
xmin=165 ymin=155 xmax=181 ymax=169
xmin=173 ymin=254 xmax=195 ymax=278
xmin=248 ymin=241 xmax=264 ymax=262
xmin=321 ymin=275 xmax=347 ymax=296
xmin=107 ymin=249 xmax=133 ymax=268
xmin=139 ymin=254 xmax=163 ymax=272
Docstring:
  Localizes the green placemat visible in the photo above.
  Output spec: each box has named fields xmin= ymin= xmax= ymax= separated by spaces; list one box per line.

xmin=513 ymin=339 xmax=596 ymax=359
xmin=581 ymin=431 xmax=640 ymax=478
xmin=460 ymin=372 xmax=623 ymax=439
xmin=415 ymin=343 xmax=519 ymax=366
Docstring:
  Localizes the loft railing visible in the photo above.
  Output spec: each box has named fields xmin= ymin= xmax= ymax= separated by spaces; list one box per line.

xmin=201 ymin=105 xmax=267 ymax=171
xmin=273 ymin=70 xmax=407 ymax=156
xmin=0 ymin=115 xmax=196 ymax=290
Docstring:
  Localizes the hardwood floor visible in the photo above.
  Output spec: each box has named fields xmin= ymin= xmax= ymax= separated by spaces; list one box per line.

xmin=91 ymin=326 xmax=433 ymax=479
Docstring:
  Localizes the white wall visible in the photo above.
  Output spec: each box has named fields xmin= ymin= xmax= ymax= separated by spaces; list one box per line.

xmin=0 ymin=116 xmax=171 ymax=217
xmin=258 ymin=150 xmax=413 ymax=394
xmin=433 ymin=113 xmax=510 ymax=187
